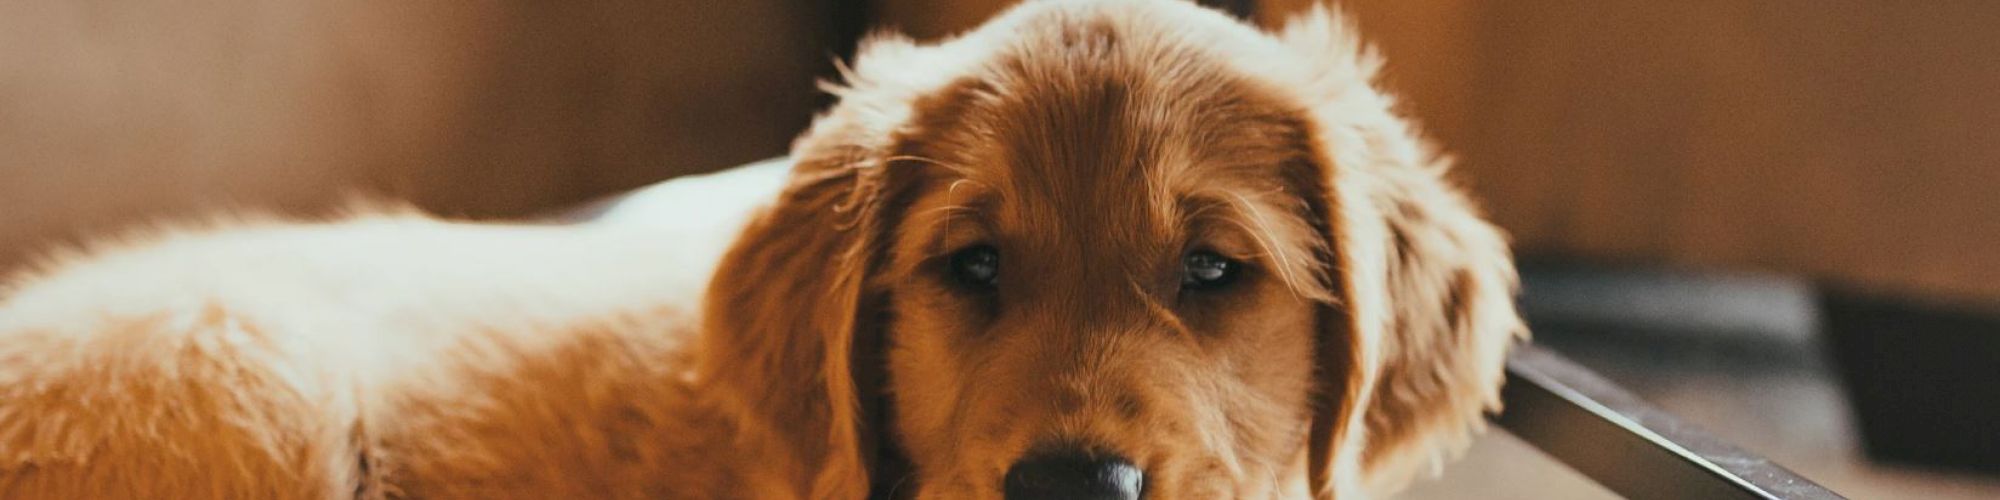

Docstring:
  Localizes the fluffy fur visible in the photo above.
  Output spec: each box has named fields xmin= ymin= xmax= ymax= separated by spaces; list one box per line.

xmin=0 ymin=1 xmax=1524 ymax=498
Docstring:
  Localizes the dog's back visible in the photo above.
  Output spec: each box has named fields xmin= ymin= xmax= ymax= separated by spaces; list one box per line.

xmin=0 ymin=164 xmax=785 ymax=498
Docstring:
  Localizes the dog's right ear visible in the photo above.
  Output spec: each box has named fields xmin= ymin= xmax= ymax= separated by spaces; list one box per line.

xmin=698 ymin=138 xmax=893 ymax=499
xmin=697 ymin=33 xmax=968 ymax=499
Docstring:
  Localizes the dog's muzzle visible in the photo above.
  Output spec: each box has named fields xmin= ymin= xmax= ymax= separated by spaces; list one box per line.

xmin=1002 ymin=449 xmax=1143 ymax=500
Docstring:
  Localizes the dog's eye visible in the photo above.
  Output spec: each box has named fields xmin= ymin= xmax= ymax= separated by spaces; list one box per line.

xmin=1181 ymin=251 xmax=1239 ymax=291
xmin=948 ymin=245 xmax=1000 ymax=290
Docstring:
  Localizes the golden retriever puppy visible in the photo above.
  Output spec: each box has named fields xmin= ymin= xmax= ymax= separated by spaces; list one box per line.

xmin=0 ymin=1 xmax=1523 ymax=499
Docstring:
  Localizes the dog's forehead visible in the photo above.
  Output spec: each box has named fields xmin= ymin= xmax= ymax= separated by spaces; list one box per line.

xmin=882 ymin=1 xmax=1327 ymax=274
xmin=936 ymin=27 xmax=1313 ymax=246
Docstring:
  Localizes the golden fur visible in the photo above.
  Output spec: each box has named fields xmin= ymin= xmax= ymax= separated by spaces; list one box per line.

xmin=0 ymin=1 xmax=1524 ymax=498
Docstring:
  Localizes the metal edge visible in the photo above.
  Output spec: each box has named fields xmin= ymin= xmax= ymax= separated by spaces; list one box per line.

xmin=1494 ymin=344 xmax=1847 ymax=500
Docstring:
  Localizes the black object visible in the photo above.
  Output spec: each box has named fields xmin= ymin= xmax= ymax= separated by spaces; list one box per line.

xmin=1497 ymin=344 xmax=1847 ymax=500
xmin=1821 ymin=287 xmax=2000 ymax=474
xmin=1196 ymin=0 xmax=1257 ymax=20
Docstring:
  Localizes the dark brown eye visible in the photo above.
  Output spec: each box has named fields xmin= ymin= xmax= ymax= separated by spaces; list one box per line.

xmin=948 ymin=245 xmax=1000 ymax=290
xmin=1181 ymin=251 xmax=1239 ymax=291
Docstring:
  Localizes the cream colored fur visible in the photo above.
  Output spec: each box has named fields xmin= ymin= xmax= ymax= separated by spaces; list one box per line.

xmin=0 ymin=163 xmax=787 ymax=498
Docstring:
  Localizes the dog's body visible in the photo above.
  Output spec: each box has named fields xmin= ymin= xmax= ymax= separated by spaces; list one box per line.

xmin=0 ymin=162 xmax=790 ymax=498
xmin=0 ymin=2 xmax=1523 ymax=499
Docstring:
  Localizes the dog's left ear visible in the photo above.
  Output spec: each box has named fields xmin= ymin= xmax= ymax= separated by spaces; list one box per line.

xmin=1298 ymin=151 xmax=1527 ymax=499
xmin=1277 ymin=6 xmax=1528 ymax=499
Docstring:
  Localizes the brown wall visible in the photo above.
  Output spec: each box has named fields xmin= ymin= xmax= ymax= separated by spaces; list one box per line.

xmin=0 ymin=0 xmax=831 ymax=270
xmin=887 ymin=0 xmax=2000 ymax=305
xmin=1381 ymin=0 xmax=2000 ymax=306
xmin=8 ymin=1 xmax=1994 ymax=304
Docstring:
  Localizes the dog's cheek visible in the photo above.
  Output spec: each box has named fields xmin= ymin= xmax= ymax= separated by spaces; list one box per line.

xmin=1220 ymin=289 xmax=1321 ymax=470
xmin=884 ymin=299 xmax=975 ymax=475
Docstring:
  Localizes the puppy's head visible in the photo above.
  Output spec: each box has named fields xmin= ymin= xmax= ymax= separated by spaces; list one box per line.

xmin=703 ymin=2 xmax=1525 ymax=499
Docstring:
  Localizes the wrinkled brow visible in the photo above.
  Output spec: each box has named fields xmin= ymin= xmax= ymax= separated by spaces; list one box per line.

xmin=1181 ymin=185 xmax=1334 ymax=302
xmin=883 ymin=180 xmax=998 ymax=278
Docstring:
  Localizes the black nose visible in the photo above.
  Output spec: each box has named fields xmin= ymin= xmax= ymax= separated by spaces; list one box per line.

xmin=1003 ymin=451 xmax=1143 ymax=500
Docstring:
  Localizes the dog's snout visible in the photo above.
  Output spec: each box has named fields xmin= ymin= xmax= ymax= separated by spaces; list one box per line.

xmin=1003 ymin=450 xmax=1143 ymax=500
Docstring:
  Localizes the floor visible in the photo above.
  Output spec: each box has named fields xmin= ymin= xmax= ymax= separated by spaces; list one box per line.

xmin=1397 ymin=263 xmax=2000 ymax=499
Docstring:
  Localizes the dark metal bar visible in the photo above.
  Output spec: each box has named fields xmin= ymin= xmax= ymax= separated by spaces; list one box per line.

xmin=1496 ymin=344 xmax=1847 ymax=500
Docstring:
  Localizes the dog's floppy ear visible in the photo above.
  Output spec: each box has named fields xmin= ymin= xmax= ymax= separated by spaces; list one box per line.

xmin=1278 ymin=6 xmax=1527 ymax=499
xmin=699 ymin=136 xmax=897 ymax=498
xmin=699 ymin=33 xmax=953 ymax=500
xmin=1303 ymin=152 xmax=1526 ymax=498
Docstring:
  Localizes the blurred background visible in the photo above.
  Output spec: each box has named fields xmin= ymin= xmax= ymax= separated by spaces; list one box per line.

xmin=2 ymin=0 xmax=1994 ymax=497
